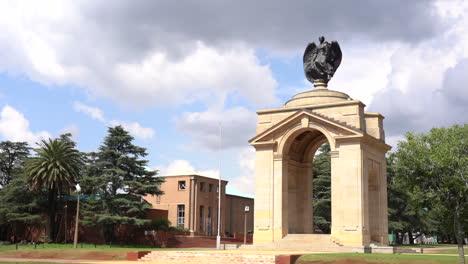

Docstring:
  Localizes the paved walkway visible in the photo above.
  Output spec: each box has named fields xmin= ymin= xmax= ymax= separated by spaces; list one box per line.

xmin=0 ymin=249 xmax=465 ymax=264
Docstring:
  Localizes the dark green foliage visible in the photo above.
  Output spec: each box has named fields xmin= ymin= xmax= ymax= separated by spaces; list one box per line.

xmin=0 ymin=141 xmax=30 ymax=186
xmin=149 ymin=217 xmax=171 ymax=231
xmin=81 ymin=126 xmax=164 ymax=243
xmin=25 ymin=137 xmax=84 ymax=242
xmin=313 ymin=143 xmax=331 ymax=234
xmin=0 ymin=141 xmax=37 ymax=240
xmin=387 ymin=153 xmax=439 ymax=245
xmin=0 ymin=173 xmax=44 ymax=229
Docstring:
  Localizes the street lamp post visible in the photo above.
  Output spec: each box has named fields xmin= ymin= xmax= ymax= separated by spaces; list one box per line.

xmin=73 ymin=184 xmax=81 ymax=249
xmin=244 ymin=205 xmax=250 ymax=245
xmin=216 ymin=122 xmax=222 ymax=250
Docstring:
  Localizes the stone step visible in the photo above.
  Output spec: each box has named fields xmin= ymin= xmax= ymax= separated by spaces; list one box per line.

xmin=281 ymin=234 xmax=332 ymax=241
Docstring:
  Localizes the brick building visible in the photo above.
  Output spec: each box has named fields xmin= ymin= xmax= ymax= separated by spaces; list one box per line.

xmin=144 ymin=175 xmax=254 ymax=237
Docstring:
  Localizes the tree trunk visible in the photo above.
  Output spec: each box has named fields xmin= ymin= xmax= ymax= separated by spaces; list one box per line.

xmin=453 ymin=203 xmax=465 ymax=264
xmin=47 ymin=187 xmax=57 ymax=242
xmin=407 ymin=229 xmax=414 ymax=245
xmin=103 ymin=224 xmax=115 ymax=245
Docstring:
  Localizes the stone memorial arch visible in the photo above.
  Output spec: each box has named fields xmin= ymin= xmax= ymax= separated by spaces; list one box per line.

xmin=249 ymin=37 xmax=391 ymax=248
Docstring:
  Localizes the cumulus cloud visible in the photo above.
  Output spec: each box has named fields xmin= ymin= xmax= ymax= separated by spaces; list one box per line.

xmin=73 ymin=101 xmax=155 ymax=139
xmin=0 ymin=1 xmax=279 ymax=108
xmin=368 ymin=2 xmax=468 ymax=141
xmin=84 ymin=0 xmax=442 ymax=54
xmin=60 ymin=124 xmax=80 ymax=143
xmin=109 ymin=120 xmax=155 ymax=140
xmin=0 ymin=0 xmax=446 ymax=110
xmin=73 ymin=101 xmax=105 ymax=122
xmin=0 ymin=105 xmax=51 ymax=145
xmin=175 ymin=107 xmax=256 ymax=151
xmin=156 ymin=159 xmax=219 ymax=179
xmin=228 ymin=147 xmax=256 ymax=195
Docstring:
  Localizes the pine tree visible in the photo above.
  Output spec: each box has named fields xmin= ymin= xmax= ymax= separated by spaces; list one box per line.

xmin=0 ymin=173 xmax=45 ymax=241
xmin=0 ymin=141 xmax=30 ymax=186
xmin=0 ymin=141 xmax=41 ymax=241
xmin=312 ymin=143 xmax=331 ymax=234
xmin=81 ymin=126 xmax=164 ymax=243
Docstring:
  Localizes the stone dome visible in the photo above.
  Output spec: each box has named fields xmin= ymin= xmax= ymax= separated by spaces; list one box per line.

xmin=284 ymin=85 xmax=351 ymax=107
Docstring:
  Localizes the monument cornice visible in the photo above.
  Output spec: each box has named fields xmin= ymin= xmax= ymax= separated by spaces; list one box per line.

xmin=251 ymin=140 xmax=277 ymax=149
xmin=335 ymin=134 xmax=392 ymax=151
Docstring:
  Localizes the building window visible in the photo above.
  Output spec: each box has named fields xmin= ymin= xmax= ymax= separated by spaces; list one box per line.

xmin=199 ymin=206 xmax=204 ymax=232
xmin=200 ymin=182 xmax=205 ymax=192
xmin=178 ymin=181 xmax=186 ymax=190
xmin=207 ymin=207 xmax=213 ymax=236
xmin=209 ymin=184 xmax=213 ymax=192
xmin=177 ymin=204 xmax=185 ymax=228
xmin=155 ymin=195 xmax=161 ymax=204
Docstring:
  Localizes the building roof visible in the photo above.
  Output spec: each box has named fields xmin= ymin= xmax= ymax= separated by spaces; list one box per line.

xmin=226 ymin=194 xmax=254 ymax=201
xmin=159 ymin=174 xmax=229 ymax=183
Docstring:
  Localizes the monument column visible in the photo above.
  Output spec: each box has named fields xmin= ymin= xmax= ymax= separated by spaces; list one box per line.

xmin=252 ymin=143 xmax=275 ymax=244
xmin=330 ymin=142 xmax=369 ymax=246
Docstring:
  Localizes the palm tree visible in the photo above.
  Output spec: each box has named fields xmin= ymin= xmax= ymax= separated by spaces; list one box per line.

xmin=26 ymin=138 xmax=84 ymax=242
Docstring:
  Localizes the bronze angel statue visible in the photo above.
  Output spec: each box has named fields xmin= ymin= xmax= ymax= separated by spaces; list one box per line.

xmin=303 ymin=36 xmax=342 ymax=84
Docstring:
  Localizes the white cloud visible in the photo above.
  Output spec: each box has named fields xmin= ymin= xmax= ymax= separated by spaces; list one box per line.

xmin=330 ymin=42 xmax=397 ymax=105
xmin=175 ymin=107 xmax=256 ymax=151
xmin=385 ymin=135 xmax=405 ymax=150
xmin=73 ymin=101 xmax=155 ymax=140
xmin=368 ymin=1 xmax=468 ymax=138
xmin=60 ymin=124 xmax=80 ymax=143
xmin=228 ymin=147 xmax=256 ymax=195
xmin=156 ymin=159 xmax=219 ymax=179
xmin=0 ymin=1 xmax=279 ymax=109
xmin=109 ymin=120 xmax=155 ymax=140
xmin=0 ymin=105 xmax=51 ymax=145
xmin=110 ymin=43 xmax=279 ymax=108
xmin=73 ymin=101 xmax=105 ymax=122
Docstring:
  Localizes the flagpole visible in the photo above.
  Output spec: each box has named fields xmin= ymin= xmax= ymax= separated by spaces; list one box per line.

xmin=216 ymin=122 xmax=222 ymax=250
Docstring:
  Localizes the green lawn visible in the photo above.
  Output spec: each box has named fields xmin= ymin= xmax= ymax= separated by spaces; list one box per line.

xmin=425 ymin=248 xmax=468 ymax=255
xmin=0 ymin=243 xmax=211 ymax=251
xmin=299 ymin=253 xmax=460 ymax=264
xmin=0 ymin=243 xmax=210 ymax=261
xmin=0 ymin=243 xmax=156 ymax=251
xmin=394 ymin=244 xmax=459 ymax=248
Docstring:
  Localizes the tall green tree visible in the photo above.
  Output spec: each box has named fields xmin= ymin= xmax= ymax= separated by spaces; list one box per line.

xmin=0 ymin=141 xmax=30 ymax=186
xmin=25 ymin=138 xmax=84 ymax=242
xmin=394 ymin=124 xmax=467 ymax=263
xmin=0 ymin=141 xmax=34 ymax=240
xmin=81 ymin=126 xmax=164 ymax=243
xmin=313 ymin=143 xmax=331 ymax=234
xmin=387 ymin=153 xmax=439 ymax=245
xmin=0 ymin=173 xmax=44 ymax=241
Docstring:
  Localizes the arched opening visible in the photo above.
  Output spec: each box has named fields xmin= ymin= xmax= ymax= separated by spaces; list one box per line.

xmin=312 ymin=142 xmax=331 ymax=234
xmin=284 ymin=129 xmax=331 ymax=235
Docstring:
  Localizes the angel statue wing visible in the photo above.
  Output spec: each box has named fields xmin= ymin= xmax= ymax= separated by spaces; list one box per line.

xmin=303 ymin=42 xmax=317 ymax=64
xmin=303 ymin=42 xmax=317 ymax=83
xmin=330 ymin=41 xmax=342 ymax=75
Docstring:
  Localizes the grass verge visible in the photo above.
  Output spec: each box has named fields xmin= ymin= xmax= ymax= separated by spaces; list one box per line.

xmin=0 ymin=243 xmax=211 ymax=261
xmin=298 ymin=253 xmax=460 ymax=264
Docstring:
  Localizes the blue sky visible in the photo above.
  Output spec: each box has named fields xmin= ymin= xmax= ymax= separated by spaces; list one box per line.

xmin=1 ymin=1 xmax=467 ymax=197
